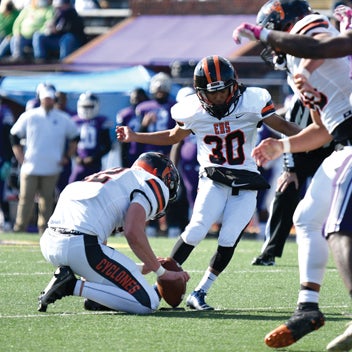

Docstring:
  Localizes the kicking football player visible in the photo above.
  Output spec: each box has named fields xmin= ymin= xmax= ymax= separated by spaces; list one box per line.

xmin=38 ymin=152 xmax=190 ymax=314
xmin=235 ymin=0 xmax=352 ymax=350
xmin=117 ymin=55 xmax=301 ymax=311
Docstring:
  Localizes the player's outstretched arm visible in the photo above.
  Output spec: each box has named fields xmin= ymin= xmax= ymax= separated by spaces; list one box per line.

xmin=266 ymin=31 xmax=352 ymax=58
xmin=116 ymin=124 xmax=191 ymax=146
xmin=116 ymin=125 xmax=135 ymax=142
xmin=232 ymin=21 xmax=352 ymax=59
xmin=232 ymin=22 xmax=316 ymax=57
xmin=232 ymin=23 xmax=267 ymax=44
xmin=251 ymin=138 xmax=284 ymax=167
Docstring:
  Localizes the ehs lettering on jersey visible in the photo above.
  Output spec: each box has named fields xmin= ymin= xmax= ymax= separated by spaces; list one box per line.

xmin=213 ymin=121 xmax=230 ymax=135
xmin=96 ymin=258 xmax=141 ymax=294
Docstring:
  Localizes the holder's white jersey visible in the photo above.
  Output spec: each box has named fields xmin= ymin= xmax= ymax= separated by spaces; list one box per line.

xmin=171 ymin=88 xmax=276 ymax=174
xmin=48 ymin=167 xmax=169 ymax=243
xmin=287 ymin=14 xmax=352 ymax=133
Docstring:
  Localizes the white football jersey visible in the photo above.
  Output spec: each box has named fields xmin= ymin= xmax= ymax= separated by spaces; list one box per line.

xmin=171 ymin=87 xmax=276 ymax=173
xmin=287 ymin=14 xmax=352 ymax=133
xmin=48 ymin=168 xmax=169 ymax=243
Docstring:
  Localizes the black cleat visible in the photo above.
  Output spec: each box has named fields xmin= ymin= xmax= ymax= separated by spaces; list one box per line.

xmin=264 ymin=303 xmax=325 ymax=348
xmin=83 ymin=299 xmax=113 ymax=311
xmin=251 ymin=255 xmax=275 ymax=266
xmin=38 ymin=266 xmax=76 ymax=312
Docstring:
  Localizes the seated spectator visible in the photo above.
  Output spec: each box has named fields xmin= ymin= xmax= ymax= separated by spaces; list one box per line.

xmin=0 ymin=0 xmax=19 ymax=59
xmin=10 ymin=0 xmax=53 ymax=62
xmin=32 ymin=0 xmax=87 ymax=62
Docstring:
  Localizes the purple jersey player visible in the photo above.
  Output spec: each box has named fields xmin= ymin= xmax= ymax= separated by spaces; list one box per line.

xmin=136 ymin=73 xmax=176 ymax=156
xmin=69 ymin=92 xmax=112 ymax=182
xmin=116 ymin=88 xmax=149 ymax=167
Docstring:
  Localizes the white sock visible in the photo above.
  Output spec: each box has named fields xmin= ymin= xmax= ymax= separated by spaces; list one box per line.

xmin=194 ymin=269 xmax=217 ymax=293
xmin=298 ymin=289 xmax=319 ymax=304
xmin=73 ymin=279 xmax=83 ymax=296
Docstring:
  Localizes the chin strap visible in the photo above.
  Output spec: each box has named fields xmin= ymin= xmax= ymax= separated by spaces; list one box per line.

xmin=209 ymin=84 xmax=247 ymax=120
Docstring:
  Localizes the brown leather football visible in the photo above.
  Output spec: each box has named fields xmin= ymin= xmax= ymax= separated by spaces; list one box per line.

xmin=156 ymin=257 xmax=186 ymax=308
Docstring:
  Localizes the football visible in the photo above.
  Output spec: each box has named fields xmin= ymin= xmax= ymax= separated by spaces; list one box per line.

xmin=156 ymin=257 xmax=186 ymax=308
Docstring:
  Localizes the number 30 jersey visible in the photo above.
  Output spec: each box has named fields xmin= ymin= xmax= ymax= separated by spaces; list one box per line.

xmin=48 ymin=168 xmax=169 ymax=243
xmin=171 ymin=88 xmax=276 ymax=173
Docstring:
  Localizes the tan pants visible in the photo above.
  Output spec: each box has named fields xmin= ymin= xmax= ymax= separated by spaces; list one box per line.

xmin=14 ymin=173 xmax=59 ymax=234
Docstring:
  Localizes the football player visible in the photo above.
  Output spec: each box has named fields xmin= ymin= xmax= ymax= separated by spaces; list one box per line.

xmin=69 ymin=91 xmax=112 ymax=182
xmin=232 ymin=4 xmax=352 ymax=59
xmin=38 ymin=152 xmax=190 ymax=314
xmin=236 ymin=0 xmax=352 ymax=349
xmin=117 ymin=55 xmax=301 ymax=311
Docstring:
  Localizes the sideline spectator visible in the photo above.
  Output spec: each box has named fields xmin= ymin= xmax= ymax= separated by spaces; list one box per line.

xmin=10 ymin=85 xmax=79 ymax=234
xmin=24 ymin=82 xmax=58 ymax=231
xmin=0 ymin=0 xmax=19 ymax=59
xmin=69 ymin=91 xmax=112 ymax=182
xmin=25 ymin=85 xmax=73 ymax=196
xmin=32 ymin=0 xmax=86 ymax=62
xmin=10 ymin=0 xmax=53 ymax=62
xmin=26 ymin=82 xmax=56 ymax=111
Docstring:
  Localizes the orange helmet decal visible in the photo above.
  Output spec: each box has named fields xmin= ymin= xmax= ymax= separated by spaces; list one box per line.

xmin=269 ymin=1 xmax=285 ymax=20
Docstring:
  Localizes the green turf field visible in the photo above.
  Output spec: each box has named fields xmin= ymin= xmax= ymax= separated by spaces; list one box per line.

xmin=0 ymin=233 xmax=350 ymax=352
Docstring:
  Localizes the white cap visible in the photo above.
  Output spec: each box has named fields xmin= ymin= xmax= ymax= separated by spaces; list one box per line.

xmin=39 ymin=87 xmax=56 ymax=100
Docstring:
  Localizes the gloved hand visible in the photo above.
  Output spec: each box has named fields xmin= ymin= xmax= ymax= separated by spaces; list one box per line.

xmin=232 ymin=23 xmax=267 ymax=44
xmin=334 ymin=5 xmax=352 ymax=32
xmin=0 ymin=161 xmax=11 ymax=181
